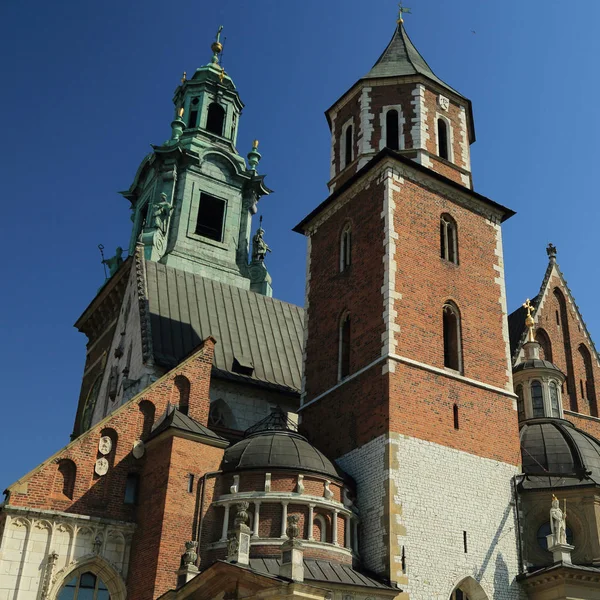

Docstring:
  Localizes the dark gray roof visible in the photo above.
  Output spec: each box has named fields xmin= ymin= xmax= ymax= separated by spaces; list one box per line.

xmin=513 ymin=358 xmax=562 ymax=374
xmin=520 ymin=417 xmax=600 ymax=489
xmin=148 ymin=407 xmax=227 ymax=444
xmin=249 ymin=558 xmax=396 ymax=590
xmin=145 ymin=261 xmax=304 ymax=394
xmin=222 ymin=430 xmax=345 ymax=480
xmin=365 ymin=24 xmax=464 ymax=99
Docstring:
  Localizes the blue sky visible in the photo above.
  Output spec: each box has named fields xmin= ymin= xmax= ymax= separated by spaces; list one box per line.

xmin=1 ymin=0 xmax=599 ymax=486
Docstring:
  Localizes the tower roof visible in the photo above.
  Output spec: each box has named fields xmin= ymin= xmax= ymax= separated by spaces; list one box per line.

xmin=364 ymin=24 xmax=465 ymax=100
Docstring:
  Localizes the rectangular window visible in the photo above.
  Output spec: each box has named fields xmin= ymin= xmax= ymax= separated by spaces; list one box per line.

xmin=124 ymin=473 xmax=140 ymax=505
xmin=195 ymin=193 xmax=226 ymax=242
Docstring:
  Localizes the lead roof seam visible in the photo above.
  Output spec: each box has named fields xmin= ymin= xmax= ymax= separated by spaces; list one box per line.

xmin=238 ymin=286 xmax=268 ymax=381
xmin=277 ymin=301 xmax=302 ymax=388
xmin=231 ymin=285 xmax=253 ymax=370
xmin=260 ymin=293 xmax=288 ymax=385
xmin=249 ymin=292 xmax=278 ymax=384
xmin=269 ymin=298 xmax=295 ymax=388
xmin=219 ymin=281 xmax=238 ymax=375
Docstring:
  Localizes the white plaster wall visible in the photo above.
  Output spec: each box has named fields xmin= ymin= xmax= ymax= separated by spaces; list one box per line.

xmin=338 ymin=435 xmax=525 ymax=600
xmin=0 ymin=511 xmax=133 ymax=600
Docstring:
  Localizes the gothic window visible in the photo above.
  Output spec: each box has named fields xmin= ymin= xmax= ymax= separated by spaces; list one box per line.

xmin=554 ymin=288 xmax=577 ymax=411
xmin=124 ymin=473 xmax=140 ymax=505
xmin=58 ymin=572 xmax=111 ymax=600
xmin=206 ymin=102 xmax=225 ymax=136
xmin=549 ymin=381 xmax=561 ymax=417
xmin=440 ymin=214 xmax=458 ymax=264
xmin=188 ymin=97 xmax=199 ymax=128
xmin=535 ymin=328 xmax=553 ymax=363
xmin=453 ymin=404 xmax=460 ymax=430
xmin=437 ymin=118 xmax=449 ymax=160
xmin=339 ymin=312 xmax=351 ymax=380
xmin=208 ymin=399 xmax=237 ymax=430
xmin=531 ymin=380 xmax=544 ymax=417
xmin=578 ymin=344 xmax=597 ymax=415
xmin=340 ymin=224 xmax=352 ymax=272
xmin=443 ymin=302 xmax=462 ymax=372
xmin=516 ymin=384 xmax=525 ymax=420
xmin=341 ymin=121 xmax=354 ymax=169
xmin=55 ymin=459 xmax=76 ymax=500
xmin=195 ymin=192 xmax=226 ymax=242
xmin=386 ymin=109 xmax=400 ymax=150
xmin=174 ymin=375 xmax=191 ymax=416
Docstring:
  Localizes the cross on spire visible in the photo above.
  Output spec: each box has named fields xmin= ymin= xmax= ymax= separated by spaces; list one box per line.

xmin=523 ymin=298 xmax=536 ymax=343
xmin=397 ymin=2 xmax=412 ymax=24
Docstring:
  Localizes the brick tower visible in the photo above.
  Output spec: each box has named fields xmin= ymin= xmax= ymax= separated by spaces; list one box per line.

xmin=295 ymin=15 xmax=523 ymax=600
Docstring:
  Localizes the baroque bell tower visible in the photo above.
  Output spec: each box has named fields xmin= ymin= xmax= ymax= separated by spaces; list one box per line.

xmin=122 ymin=27 xmax=273 ymax=295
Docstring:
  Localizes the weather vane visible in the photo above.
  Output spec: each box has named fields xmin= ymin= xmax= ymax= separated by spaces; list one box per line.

xmin=397 ymin=2 xmax=411 ymax=24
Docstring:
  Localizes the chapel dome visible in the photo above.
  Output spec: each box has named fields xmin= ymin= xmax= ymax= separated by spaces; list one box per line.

xmin=221 ymin=411 xmax=345 ymax=481
xmin=519 ymin=417 xmax=600 ymax=488
xmin=513 ymin=359 xmax=562 ymax=374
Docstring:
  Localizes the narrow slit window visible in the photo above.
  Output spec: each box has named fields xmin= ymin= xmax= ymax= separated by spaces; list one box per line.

xmin=463 ymin=531 xmax=468 ymax=553
xmin=187 ymin=474 xmax=195 ymax=494
xmin=188 ymin=97 xmax=199 ymax=128
xmin=195 ymin=193 xmax=226 ymax=242
xmin=340 ymin=225 xmax=352 ymax=272
xmin=386 ymin=110 xmax=400 ymax=150
xmin=443 ymin=303 xmax=462 ymax=372
xmin=531 ymin=380 xmax=544 ymax=417
xmin=438 ymin=118 xmax=449 ymax=160
xmin=339 ymin=313 xmax=351 ymax=380
xmin=440 ymin=215 xmax=458 ymax=264
xmin=206 ymin=102 xmax=225 ymax=136
xmin=453 ymin=404 xmax=459 ymax=430
xmin=344 ymin=124 xmax=353 ymax=167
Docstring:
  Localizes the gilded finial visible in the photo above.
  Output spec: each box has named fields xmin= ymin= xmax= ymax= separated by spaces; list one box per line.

xmin=397 ymin=2 xmax=412 ymax=24
xmin=219 ymin=66 xmax=226 ymax=83
xmin=523 ymin=298 xmax=536 ymax=343
xmin=253 ymin=140 xmax=259 ymax=149
xmin=178 ymin=107 xmax=184 ymax=118
xmin=211 ymin=25 xmax=224 ymax=64
xmin=181 ymin=71 xmax=187 ymax=84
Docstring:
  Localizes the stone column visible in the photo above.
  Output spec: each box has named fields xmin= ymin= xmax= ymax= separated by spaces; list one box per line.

xmin=220 ymin=503 xmax=230 ymax=541
xmin=280 ymin=502 xmax=289 ymax=538
xmin=344 ymin=514 xmax=351 ymax=548
xmin=352 ymin=519 xmax=359 ymax=554
xmin=307 ymin=504 xmax=315 ymax=541
xmin=253 ymin=501 xmax=261 ymax=537
xmin=332 ymin=509 xmax=339 ymax=545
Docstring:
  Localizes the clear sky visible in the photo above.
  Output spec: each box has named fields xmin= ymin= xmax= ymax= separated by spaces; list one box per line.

xmin=1 ymin=0 xmax=599 ymax=487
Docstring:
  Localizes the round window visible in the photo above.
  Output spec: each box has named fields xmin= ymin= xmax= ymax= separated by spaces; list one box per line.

xmin=536 ymin=522 xmax=573 ymax=551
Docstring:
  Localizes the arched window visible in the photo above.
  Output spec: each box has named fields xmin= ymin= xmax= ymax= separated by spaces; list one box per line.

xmin=343 ymin=124 xmax=353 ymax=168
xmin=437 ymin=118 xmax=449 ymax=160
xmin=188 ymin=97 xmax=199 ymax=128
xmin=340 ymin=224 xmax=351 ymax=272
xmin=554 ymin=288 xmax=577 ymax=411
xmin=206 ymin=102 xmax=225 ymax=136
xmin=516 ymin=384 xmax=525 ymax=421
xmin=314 ymin=514 xmax=327 ymax=542
xmin=549 ymin=381 xmax=561 ymax=417
xmin=443 ymin=302 xmax=462 ymax=372
xmin=208 ymin=398 xmax=237 ymax=430
xmin=174 ymin=375 xmax=191 ymax=416
xmin=535 ymin=328 xmax=553 ymax=363
xmin=531 ymin=380 xmax=544 ymax=417
xmin=139 ymin=400 xmax=155 ymax=440
xmin=56 ymin=459 xmax=76 ymax=500
xmin=578 ymin=344 xmax=597 ymax=416
xmin=58 ymin=572 xmax=111 ymax=600
xmin=339 ymin=312 xmax=351 ymax=380
xmin=386 ymin=109 xmax=400 ymax=150
xmin=453 ymin=404 xmax=460 ymax=430
xmin=440 ymin=214 xmax=458 ymax=264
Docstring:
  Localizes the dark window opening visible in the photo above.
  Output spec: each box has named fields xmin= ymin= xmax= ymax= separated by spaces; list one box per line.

xmin=443 ymin=303 xmax=461 ymax=372
xmin=386 ymin=110 xmax=400 ymax=150
xmin=206 ymin=103 xmax=225 ymax=136
xmin=340 ymin=226 xmax=351 ymax=272
xmin=124 ymin=473 xmax=139 ymax=505
xmin=556 ymin=310 xmax=560 ymax=326
xmin=440 ymin=215 xmax=458 ymax=264
xmin=232 ymin=355 xmax=254 ymax=376
xmin=188 ymin=97 xmax=199 ymax=128
xmin=453 ymin=404 xmax=459 ymax=430
xmin=516 ymin=385 xmax=525 ymax=420
xmin=438 ymin=118 xmax=449 ymax=160
xmin=57 ymin=460 xmax=76 ymax=499
xmin=187 ymin=474 xmax=195 ymax=494
xmin=531 ymin=380 xmax=544 ymax=417
xmin=339 ymin=313 xmax=351 ymax=380
xmin=580 ymin=379 xmax=585 ymax=398
xmin=344 ymin=125 xmax=353 ymax=167
xmin=463 ymin=530 xmax=468 ymax=553
xmin=195 ymin=193 xmax=226 ymax=242
xmin=174 ymin=375 xmax=191 ymax=415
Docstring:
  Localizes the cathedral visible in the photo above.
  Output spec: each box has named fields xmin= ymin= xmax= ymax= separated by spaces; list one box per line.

xmin=3 ymin=11 xmax=600 ymax=600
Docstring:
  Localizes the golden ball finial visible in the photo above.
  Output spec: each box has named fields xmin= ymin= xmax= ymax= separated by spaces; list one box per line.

xmin=253 ymin=140 xmax=259 ymax=149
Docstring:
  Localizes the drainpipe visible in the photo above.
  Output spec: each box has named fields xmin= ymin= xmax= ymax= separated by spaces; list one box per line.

xmin=195 ymin=470 xmax=222 ymax=563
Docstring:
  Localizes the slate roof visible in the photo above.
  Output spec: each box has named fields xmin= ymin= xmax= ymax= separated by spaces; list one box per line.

xmin=144 ymin=261 xmax=304 ymax=394
xmin=148 ymin=407 xmax=227 ymax=444
xmin=365 ymin=24 xmax=465 ymax=101
xmin=249 ymin=558 xmax=396 ymax=590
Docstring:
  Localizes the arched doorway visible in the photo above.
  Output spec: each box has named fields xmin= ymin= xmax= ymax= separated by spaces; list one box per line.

xmin=50 ymin=557 xmax=126 ymax=600
xmin=449 ymin=577 xmax=489 ymax=600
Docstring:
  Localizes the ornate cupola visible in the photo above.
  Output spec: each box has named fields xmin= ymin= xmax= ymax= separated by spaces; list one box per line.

xmin=325 ymin=10 xmax=475 ymax=193
xmin=513 ymin=299 xmax=566 ymax=421
xmin=120 ymin=27 xmax=275 ymax=296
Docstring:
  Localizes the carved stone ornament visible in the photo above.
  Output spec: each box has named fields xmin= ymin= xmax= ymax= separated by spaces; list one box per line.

xmin=95 ymin=457 xmax=109 ymax=476
xmin=182 ymin=541 xmax=198 ymax=566
xmin=98 ymin=436 xmax=113 ymax=455
xmin=286 ymin=515 xmax=300 ymax=540
xmin=438 ymin=95 xmax=450 ymax=111
xmin=132 ymin=440 xmax=145 ymax=459
xmin=324 ymin=480 xmax=334 ymax=500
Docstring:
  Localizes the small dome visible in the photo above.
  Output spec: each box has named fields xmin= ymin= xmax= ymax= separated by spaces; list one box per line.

xmin=520 ymin=417 xmax=600 ymax=488
xmin=222 ymin=430 xmax=344 ymax=480
xmin=513 ymin=359 xmax=562 ymax=374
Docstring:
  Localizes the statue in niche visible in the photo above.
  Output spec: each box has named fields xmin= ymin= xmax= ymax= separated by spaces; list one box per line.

xmin=102 ymin=247 xmax=124 ymax=277
xmin=152 ymin=193 xmax=173 ymax=234
xmin=550 ymin=495 xmax=568 ymax=545
xmin=252 ymin=217 xmax=271 ymax=262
